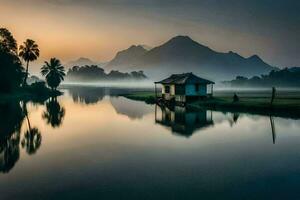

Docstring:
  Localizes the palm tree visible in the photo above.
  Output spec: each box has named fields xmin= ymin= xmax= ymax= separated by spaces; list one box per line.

xmin=19 ymin=39 xmax=40 ymax=86
xmin=41 ymin=58 xmax=65 ymax=91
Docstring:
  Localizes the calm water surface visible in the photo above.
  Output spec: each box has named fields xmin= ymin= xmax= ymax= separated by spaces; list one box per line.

xmin=1 ymin=87 xmax=300 ymax=199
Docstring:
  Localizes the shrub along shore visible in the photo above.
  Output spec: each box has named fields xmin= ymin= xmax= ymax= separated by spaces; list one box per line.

xmin=122 ymin=92 xmax=300 ymax=119
xmin=0 ymin=82 xmax=62 ymax=103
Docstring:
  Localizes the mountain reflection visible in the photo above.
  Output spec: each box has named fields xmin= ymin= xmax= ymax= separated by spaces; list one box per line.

xmin=42 ymin=97 xmax=66 ymax=128
xmin=110 ymin=97 xmax=152 ymax=120
xmin=155 ymin=105 xmax=214 ymax=137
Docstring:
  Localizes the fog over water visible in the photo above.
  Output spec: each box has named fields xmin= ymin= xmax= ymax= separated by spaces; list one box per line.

xmin=62 ymin=80 xmax=155 ymax=89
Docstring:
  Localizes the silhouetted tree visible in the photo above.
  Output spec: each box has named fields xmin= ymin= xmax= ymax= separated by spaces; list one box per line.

xmin=0 ymin=28 xmax=18 ymax=54
xmin=224 ymin=68 xmax=300 ymax=87
xmin=42 ymin=97 xmax=65 ymax=128
xmin=66 ymin=65 xmax=147 ymax=81
xmin=41 ymin=58 xmax=65 ymax=91
xmin=19 ymin=39 xmax=40 ymax=86
xmin=0 ymin=28 xmax=24 ymax=93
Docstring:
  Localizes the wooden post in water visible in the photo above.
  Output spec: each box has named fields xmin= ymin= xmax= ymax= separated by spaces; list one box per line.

xmin=270 ymin=87 xmax=276 ymax=106
xmin=155 ymin=83 xmax=158 ymax=99
xmin=270 ymin=116 xmax=276 ymax=144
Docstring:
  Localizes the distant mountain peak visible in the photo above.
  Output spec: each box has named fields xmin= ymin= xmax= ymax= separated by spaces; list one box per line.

xmin=106 ymin=44 xmax=148 ymax=70
xmin=166 ymin=35 xmax=197 ymax=45
xmin=140 ymin=44 xmax=152 ymax=50
xmin=127 ymin=45 xmax=147 ymax=51
xmin=105 ymin=35 xmax=275 ymax=80
xmin=76 ymin=57 xmax=93 ymax=62
xmin=172 ymin=35 xmax=192 ymax=40
xmin=66 ymin=57 xmax=106 ymax=68
xmin=248 ymin=54 xmax=262 ymax=61
xmin=116 ymin=45 xmax=148 ymax=56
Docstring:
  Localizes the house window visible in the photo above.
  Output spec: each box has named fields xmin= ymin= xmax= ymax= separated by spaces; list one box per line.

xmin=165 ymin=85 xmax=170 ymax=93
xmin=195 ymin=84 xmax=200 ymax=92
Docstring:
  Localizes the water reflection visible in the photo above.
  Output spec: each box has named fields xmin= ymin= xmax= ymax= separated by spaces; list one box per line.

xmin=67 ymin=87 xmax=153 ymax=120
xmin=270 ymin=116 xmax=276 ymax=144
xmin=110 ymin=97 xmax=152 ymax=120
xmin=0 ymin=101 xmax=24 ymax=173
xmin=69 ymin=87 xmax=106 ymax=105
xmin=42 ymin=97 xmax=66 ymax=128
xmin=22 ymin=102 xmax=42 ymax=155
xmin=155 ymin=104 xmax=279 ymax=144
xmin=155 ymin=105 xmax=214 ymax=137
xmin=67 ymin=86 xmax=153 ymax=105
xmin=1 ymin=89 xmax=300 ymax=199
xmin=0 ymin=97 xmax=65 ymax=173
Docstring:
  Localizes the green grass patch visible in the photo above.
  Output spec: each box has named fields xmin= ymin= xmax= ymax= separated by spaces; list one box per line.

xmin=122 ymin=91 xmax=300 ymax=119
xmin=122 ymin=92 xmax=157 ymax=104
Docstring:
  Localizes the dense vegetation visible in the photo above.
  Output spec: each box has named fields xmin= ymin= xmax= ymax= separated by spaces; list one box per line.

xmin=223 ymin=68 xmax=300 ymax=87
xmin=0 ymin=28 xmax=24 ymax=93
xmin=0 ymin=28 xmax=65 ymax=98
xmin=66 ymin=65 xmax=147 ymax=81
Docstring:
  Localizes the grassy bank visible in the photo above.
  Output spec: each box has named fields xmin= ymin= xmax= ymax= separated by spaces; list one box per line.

xmin=123 ymin=92 xmax=300 ymax=119
xmin=123 ymin=92 xmax=157 ymax=104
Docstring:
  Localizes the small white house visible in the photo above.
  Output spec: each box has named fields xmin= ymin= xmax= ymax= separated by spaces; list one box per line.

xmin=154 ymin=73 xmax=214 ymax=103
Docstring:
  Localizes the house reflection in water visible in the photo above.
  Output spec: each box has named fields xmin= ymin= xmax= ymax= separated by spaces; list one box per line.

xmin=155 ymin=105 xmax=214 ymax=137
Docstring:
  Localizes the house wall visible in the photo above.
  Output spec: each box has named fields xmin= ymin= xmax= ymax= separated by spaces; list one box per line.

xmin=162 ymin=84 xmax=175 ymax=95
xmin=185 ymin=84 xmax=207 ymax=96
xmin=161 ymin=84 xmax=209 ymax=102
xmin=162 ymin=84 xmax=176 ymax=100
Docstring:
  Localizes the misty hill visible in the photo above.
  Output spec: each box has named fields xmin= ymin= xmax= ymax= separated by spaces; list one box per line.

xmin=223 ymin=68 xmax=300 ymax=87
xmin=105 ymin=36 xmax=277 ymax=81
xmin=66 ymin=65 xmax=147 ymax=82
xmin=288 ymin=67 xmax=300 ymax=72
xmin=66 ymin=57 xmax=106 ymax=68
xmin=105 ymin=45 xmax=148 ymax=70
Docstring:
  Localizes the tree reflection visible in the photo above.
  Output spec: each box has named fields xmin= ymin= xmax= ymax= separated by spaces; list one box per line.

xmin=21 ymin=128 xmax=42 ymax=155
xmin=42 ymin=97 xmax=65 ymax=128
xmin=0 ymin=101 xmax=24 ymax=173
xmin=21 ymin=102 xmax=42 ymax=155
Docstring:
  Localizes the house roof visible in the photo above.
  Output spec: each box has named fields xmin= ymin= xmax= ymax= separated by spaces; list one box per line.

xmin=155 ymin=73 xmax=214 ymax=84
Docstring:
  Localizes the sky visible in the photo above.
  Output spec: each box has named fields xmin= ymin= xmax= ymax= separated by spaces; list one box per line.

xmin=1 ymin=0 xmax=299 ymax=74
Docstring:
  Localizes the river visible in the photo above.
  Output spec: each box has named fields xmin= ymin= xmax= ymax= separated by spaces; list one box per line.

xmin=0 ymin=87 xmax=300 ymax=199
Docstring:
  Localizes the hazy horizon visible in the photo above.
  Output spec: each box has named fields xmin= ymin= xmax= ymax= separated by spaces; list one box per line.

xmin=1 ymin=0 xmax=299 ymax=75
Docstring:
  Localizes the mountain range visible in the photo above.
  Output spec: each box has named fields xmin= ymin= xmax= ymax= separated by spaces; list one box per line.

xmin=65 ymin=57 xmax=106 ymax=69
xmin=105 ymin=36 xmax=277 ymax=81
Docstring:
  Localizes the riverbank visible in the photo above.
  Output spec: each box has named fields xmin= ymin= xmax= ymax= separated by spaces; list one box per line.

xmin=122 ymin=92 xmax=157 ymax=104
xmin=123 ymin=92 xmax=300 ymax=119
xmin=0 ymin=87 xmax=62 ymax=103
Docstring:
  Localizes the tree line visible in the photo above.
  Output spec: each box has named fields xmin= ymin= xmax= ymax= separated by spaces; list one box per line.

xmin=223 ymin=68 xmax=300 ymax=87
xmin=66 ymin=65 xmax=147 ymax=81
xmin=0 ymin=28 xmax=65 ymax=94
